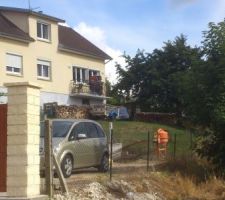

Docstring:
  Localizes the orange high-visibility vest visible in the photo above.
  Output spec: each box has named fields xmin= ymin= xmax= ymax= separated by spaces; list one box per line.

xmin=157 ymin=128 xmax=169 ymax=144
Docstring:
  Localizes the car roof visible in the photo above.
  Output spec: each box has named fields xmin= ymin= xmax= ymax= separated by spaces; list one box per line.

xmin=50 ymin=118 xmax=94 ymax=122
xmin=46 ymin=119 xmax=102 ymax=125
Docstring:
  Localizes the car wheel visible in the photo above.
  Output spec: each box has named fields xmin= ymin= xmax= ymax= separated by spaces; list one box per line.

xmin=61 ymin=154 xmax=73 ymax=178
xmin=98 ymin=153 xmax=109 ymax=172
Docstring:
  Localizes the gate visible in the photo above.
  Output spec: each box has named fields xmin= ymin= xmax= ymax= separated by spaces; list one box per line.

xmin=0 ymin=104 xmax=7 ymax=192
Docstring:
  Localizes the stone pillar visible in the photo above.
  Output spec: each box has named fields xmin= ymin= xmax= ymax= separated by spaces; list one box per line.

xmin=4 ymin=82 xmax=44 ymax=199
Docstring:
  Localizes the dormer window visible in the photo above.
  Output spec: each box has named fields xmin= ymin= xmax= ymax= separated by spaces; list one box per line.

xmin=37 ymin=21 xmax=50 ymax=41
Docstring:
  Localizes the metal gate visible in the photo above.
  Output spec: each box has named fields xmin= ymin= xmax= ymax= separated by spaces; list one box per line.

xmin=0 ymin=104 xmax=7 ymax=192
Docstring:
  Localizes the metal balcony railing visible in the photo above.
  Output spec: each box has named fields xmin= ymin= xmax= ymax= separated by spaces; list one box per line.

xmin=70 ymin=80 xmax=105 ymax=96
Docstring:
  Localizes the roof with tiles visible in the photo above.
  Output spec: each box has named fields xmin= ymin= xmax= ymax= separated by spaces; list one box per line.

xmin=58 ymin=25 xmax=111 ymax=60
xmin=0 ymin=13 xmax=34 ymax=42
xmin=0 ymin=6 xmax=65 ymax=23
xmin=0 ymin=6 xmax=111 ymax=60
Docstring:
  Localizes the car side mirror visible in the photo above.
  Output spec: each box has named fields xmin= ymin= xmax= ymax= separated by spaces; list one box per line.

xmin=69 ymin=134 xmax=75 ymax=141
xmin=77 ymin=133 xmax=87 ymax=140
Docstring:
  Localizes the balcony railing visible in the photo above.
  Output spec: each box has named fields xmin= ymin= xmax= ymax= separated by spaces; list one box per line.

xmin=70 ymin=80 xmax=105 ymax=96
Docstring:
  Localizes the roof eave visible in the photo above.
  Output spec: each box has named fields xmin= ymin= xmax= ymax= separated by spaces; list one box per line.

xmin=31 ymin=11 xmax=65 ymax=23
xmin=0 ymin=6 xmax=65 ymax=23
xmin=0 ymin=32 xmax=35 ymax=43
xmin=58 ymin=45 xmax=111 ymax=61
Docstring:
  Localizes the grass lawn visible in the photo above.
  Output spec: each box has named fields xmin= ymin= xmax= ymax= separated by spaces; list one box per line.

xmin=98 ymin=120 xmax=193 ymax=157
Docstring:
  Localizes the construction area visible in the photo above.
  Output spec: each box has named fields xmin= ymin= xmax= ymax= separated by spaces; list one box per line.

xmin=1 ymin=82 xmax=223 ymax=200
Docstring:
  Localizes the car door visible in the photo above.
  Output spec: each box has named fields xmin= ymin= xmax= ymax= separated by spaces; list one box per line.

xmin=95 ymin=124 xmax=107 ymax=163
xmin=84 ymin=122 xmax=101 ymax=166
xmin=68 ymin=122 xmax=93 ymax=168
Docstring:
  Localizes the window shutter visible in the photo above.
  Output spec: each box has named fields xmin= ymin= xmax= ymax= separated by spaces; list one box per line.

xmin=37 ymin=60 xmax=50 ymax=66
xmin=6 ymin=54 xmax=21 ymax=69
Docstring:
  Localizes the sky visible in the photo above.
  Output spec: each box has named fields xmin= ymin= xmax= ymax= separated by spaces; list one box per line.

xmin=1 ymin=0 xmax=225 ymax=83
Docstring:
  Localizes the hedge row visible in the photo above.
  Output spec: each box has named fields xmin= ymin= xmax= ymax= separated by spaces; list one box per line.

xmin=135 ymin=112 xmax=177 ymax=125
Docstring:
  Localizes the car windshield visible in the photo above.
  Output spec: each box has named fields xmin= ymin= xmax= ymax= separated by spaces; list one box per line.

xmin=40 ymin=121 xmax=73 ymax=137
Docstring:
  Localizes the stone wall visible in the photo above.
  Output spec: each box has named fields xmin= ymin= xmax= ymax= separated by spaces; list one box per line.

xmin=4 ymin=82 xmax=43 ymax=198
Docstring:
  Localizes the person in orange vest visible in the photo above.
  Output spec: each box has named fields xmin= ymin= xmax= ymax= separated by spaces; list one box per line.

xmin=154 ymin=128 xmax=169 ymax=158
xmin=157 ymin=128 xmax=169 ymax=144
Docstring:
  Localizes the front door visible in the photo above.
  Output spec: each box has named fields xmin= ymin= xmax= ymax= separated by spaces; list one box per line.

xmin=0 ymin=104 xmax=7 ymax=192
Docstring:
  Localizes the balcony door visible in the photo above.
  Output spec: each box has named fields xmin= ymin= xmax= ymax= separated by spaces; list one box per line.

xmin=73 ymin=66 xmax=89 ymax=84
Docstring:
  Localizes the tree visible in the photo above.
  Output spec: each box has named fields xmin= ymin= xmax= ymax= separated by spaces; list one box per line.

xmin=186 ymin=20 xmax=225 ymax=170
xmin=114 ymin=35 xmax=201 ymax=119
xmin=105 ymin=78 xmax=120 ymax=105
xmin=114 ymin=19 xmax=225 ymax=170
xmin=114 ymin=49 xmax=149 ymax=102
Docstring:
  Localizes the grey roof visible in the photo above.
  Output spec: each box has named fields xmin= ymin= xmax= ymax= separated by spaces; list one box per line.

xmin=0 ymin=6 xmax=65 ymax=23
xmin=0 ymin=13 xmax=34 ymax=42
xmin=58 ymin=25 xmax=112 ymax=60
xmin=0 ymin=6 xmax=111 ymax=60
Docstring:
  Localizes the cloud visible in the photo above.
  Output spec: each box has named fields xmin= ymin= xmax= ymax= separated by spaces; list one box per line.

xmin=74 ymin=22 xmax=126 ymax=84
xmin=74 ymin=22 xmax=106 ymax=49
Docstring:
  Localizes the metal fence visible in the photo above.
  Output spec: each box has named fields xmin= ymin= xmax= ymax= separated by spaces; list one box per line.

xmin=108 ymin=124 xmax=195 ymax=181
xmin=41 ymin=119 xmax=197 ymax=198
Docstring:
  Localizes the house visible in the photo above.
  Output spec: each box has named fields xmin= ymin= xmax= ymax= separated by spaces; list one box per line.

xmin=0 ymin=6 xmax=111 ymax=107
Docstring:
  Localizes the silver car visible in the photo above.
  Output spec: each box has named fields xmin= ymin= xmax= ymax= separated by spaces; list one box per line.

xmin=40 ymin=119 xmax=109 ymax=178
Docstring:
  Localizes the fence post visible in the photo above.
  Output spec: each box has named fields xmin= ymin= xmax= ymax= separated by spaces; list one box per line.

xmin=147 ymin=131 xmax=150 ymax=171
xmin=45 ymin=120 xmax=53 ymax=198
xmin=173 ymin=133 xmax=177 ymax=160
xmin=190 ymin=130 xmax=193 ymax=157
xmin=53 ymin=154 xmax=68 ymax=194
xmin=110 ymin=122 xmax=113 ymax=181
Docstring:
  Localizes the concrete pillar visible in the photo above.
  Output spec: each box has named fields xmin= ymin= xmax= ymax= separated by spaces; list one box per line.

xmin=3 ymin=82 xmax=45 ymax=199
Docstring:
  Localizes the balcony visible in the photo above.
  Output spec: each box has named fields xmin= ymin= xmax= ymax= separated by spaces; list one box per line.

xmin=70 ymin=79 xmax=106 ymax=99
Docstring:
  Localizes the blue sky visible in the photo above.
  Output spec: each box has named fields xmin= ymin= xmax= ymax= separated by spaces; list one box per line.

xmin=1 ymin=0 xmax=225 ymax=82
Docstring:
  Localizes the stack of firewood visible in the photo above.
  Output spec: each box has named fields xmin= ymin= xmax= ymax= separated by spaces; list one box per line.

xmin=90 ymin=104 xmax=106 ymax=115
xmin=55 ymin=105 xmax=90 ymax=119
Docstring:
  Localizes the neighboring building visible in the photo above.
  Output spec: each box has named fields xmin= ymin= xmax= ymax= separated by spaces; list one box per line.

xmin=0 ymin=6 xmax=111 ymax=106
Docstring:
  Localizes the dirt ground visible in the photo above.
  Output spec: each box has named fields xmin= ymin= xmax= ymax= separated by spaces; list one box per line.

xmin=45 ymin=158 xmax=225 ymax=200
xmin=52 ymin=159 xmax=165 ymax=200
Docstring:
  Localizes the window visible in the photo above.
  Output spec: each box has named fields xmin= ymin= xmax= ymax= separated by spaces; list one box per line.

xmin=40 ymin=121 xmax=73 ymax=138
xmin=89 ymin=70 xmax=101 ymax=82
xmin=37 ymin=60 xmax=51 ymax=80
xmin=6 ymin=53 xmax=22 ymax=75
xmin=95 ymin=124 xmax=105 ymax=138
xmin=85 ymin=122 xmax=99 ymax=138
xmin=73 ymin=67 xmax=88 ymax=83
xmin=69 ymin=123 xmax=85 ymax=140
xmin=37 ymin=21 xmax=50 ymax=40
xmin=73 ymin=67 xmax=101 ymax=83
xmin=89 ymin=70 xmax=100 ymax=77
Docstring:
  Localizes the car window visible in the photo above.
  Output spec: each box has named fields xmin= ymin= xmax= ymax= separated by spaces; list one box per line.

xmin=85 ymin=122 xmax=99 ymax=138
xmin=70 ymin=123 xmax=85 ymax=140
xmin=95 ymin=124 xmax=105 ymax=138
xmin=40 ymin=121 xmax=73 ymax=138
